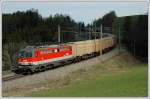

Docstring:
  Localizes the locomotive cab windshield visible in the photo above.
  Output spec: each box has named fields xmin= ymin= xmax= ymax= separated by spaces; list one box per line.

xmin=18 ymin=50 xmax=34 ymax=58
xmin=18 ymin=50 xmax=32 ymax=58
xmin=17 ymin=46 xmax=35 ymax=58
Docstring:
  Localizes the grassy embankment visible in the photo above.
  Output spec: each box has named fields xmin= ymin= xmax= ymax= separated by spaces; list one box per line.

xmin=27 ymin=52 xmax=148 ymax=97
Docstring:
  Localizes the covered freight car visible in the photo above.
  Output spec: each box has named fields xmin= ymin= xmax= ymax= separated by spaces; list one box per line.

xmin=68 ymin=33 xmax=115 ymax=61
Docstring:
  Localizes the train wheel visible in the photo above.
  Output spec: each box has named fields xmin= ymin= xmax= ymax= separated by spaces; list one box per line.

xmin=50 ymin=64 xmax=55 ymax=69
xmin=39 ymin=66 xmax=44 ymax=72
xmin=42 ymin=66 xmax=46 ymax=71
xmin=82 ymin=56 xmax=86 ymax=60
xmin=28 ymin=70 xmax=34 ymax=74
xmin=78 ymin=57 xmax=81 ymax=62
xmin=46 ymin=65 xmax=51 ymax=70
xmin=73 ymin=57 xmax=77 ymax=63
xmin=35 ymin=67 xmax=40 ymax=72
xmin=75 ymin=57 xmax=78 ymax=62
xmin=24 ymin=69 xmax=32 ymax=75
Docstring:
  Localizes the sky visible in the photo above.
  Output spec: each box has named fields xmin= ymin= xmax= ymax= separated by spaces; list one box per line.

xmin=2 ymin=1 xmax=148 ymax=25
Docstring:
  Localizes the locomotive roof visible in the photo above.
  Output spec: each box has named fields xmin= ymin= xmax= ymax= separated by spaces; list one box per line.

xmin=24 ymin=44 xmax=70 ymax=51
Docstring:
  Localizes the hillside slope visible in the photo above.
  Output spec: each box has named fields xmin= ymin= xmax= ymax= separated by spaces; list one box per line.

xmin=27 ymin=52 xmax=148 ymax=97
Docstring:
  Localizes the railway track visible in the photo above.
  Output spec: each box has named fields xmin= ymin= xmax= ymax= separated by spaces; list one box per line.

xmin=2 ymin=74 xmax=25 ymax=81
xmin=2 ymin=47 xmax=121 ymax=82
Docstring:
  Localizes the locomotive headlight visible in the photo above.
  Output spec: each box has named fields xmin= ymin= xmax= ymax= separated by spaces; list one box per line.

xmin=29 ymin=63 xmax=33 ymax=66
xmin=28 ymin=63 xmax=31 ymax=65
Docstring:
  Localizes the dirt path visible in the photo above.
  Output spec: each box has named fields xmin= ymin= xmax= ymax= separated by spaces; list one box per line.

xmin=3 ymin=47 xmax=121 ymax=96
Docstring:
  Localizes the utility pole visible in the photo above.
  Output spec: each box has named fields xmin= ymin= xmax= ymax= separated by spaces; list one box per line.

xmin=100 ymin=24 xmax=103 ymax=55
xmin=58 ymin=25 xmax=60 ymax=43
xmin=94 ymin=22 xmax=96 ymax=39
xmin=93 ymin=22 xmax=96 ymax=52
xmin=118 ymin=21 xmax=121 ymax=52
xmin=133 ymin=39 xmax=135 ymax=56
xmin=89 ymin=27 xmax=91 ymax=40
xmin=91 ymin=22 xmax=93 ymax=39
xmin=79 ymin=23 xmax=81 ymax=33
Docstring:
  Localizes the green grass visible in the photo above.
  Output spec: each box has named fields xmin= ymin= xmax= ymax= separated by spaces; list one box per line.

xmin=29 ymin=65 xmax=148 ymax=97
xmin=26 ymin=52 xmax=148 ymax=97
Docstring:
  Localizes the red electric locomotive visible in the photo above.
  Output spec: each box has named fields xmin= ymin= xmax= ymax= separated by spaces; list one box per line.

xmin=14 ymin=44 xmax=73 ymax=74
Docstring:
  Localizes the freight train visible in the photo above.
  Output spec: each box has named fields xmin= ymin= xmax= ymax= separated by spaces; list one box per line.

xmin=13 ymin=33 xmax=115 ymax=74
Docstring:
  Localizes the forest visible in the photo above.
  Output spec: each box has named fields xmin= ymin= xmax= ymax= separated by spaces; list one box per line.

xmin=2 ymin=9 xmax=148 ymax=70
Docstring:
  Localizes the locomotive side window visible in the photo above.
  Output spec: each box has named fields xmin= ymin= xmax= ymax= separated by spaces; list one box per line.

xmin=41 ymin=50 xmax=54 ymax=54
xmin=47 ymin=50 xmax=54 ymax=53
